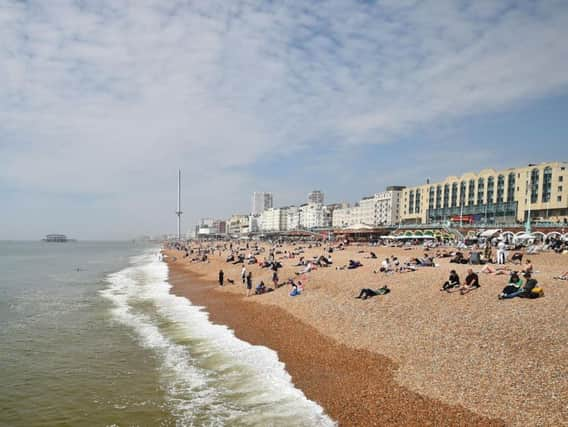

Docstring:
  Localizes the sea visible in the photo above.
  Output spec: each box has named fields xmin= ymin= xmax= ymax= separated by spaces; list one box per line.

xmin=0 ymin=241 xmax=334 ymax=427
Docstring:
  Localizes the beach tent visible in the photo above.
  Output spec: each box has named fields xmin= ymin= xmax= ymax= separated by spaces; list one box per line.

xmin=480 ymin=229 xmax=502 ymax=238
xmin=347 ymin=223 xmax=374 ymax=230
xmin=514 ymin=233 xmax=534 ymax=242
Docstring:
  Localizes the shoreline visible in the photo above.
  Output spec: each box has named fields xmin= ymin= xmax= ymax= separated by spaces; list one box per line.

xmin=166 ymin=257 xmax=504 ymax=426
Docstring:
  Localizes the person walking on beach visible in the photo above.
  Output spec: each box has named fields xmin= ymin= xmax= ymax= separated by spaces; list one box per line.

xmin=246 ymin=272 xmax=252 ymax=297
xmin=218 ymin=269 xmax=224 ymax=287
xmin=497 ymin=240 xmax=507 ymax=264
xmin=241 ymin=266 xmax=247 ymax=284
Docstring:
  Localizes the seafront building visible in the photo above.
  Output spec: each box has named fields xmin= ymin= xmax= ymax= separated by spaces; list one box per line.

xmin=286 ymin=206 xmax=301 ymax=230
xmin=298 ymin=203 xmax=332 ymax=229
xmin=227 ymin=214 xmax=250 ymax=235
xmin=259 ymin=207 xmax=290 ymax=232
xmin=251 ymin=192 xmax=274 ymax=215
xmin=307 ymin=190 xmax=324 ymax=204
xmin=400 ymin=161 xmax=568 ymax=225
xmin=332 ymin=187 xmax=404 ymax=228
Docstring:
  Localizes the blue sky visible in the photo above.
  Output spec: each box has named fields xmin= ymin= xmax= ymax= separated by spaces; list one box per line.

xmin=1 ymin=0 xmax=567 ymax=239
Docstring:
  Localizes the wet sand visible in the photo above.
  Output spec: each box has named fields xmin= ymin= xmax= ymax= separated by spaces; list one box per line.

xmin=167 ymin=258 xmax=504 ymax=426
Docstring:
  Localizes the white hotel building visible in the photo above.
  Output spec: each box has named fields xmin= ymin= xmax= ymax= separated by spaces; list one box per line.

xmin=259 ymin=207 xmax=289 ymax=232
xmin=332 ymin=186 xmax=405 ymax=228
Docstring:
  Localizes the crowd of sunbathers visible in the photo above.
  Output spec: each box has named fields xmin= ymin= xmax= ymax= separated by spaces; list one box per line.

xmin=166 ymin=238 xmax=556 ymax=302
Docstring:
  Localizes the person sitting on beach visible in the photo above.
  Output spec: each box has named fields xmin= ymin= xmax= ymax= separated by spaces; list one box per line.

xmin=468 ymin=250 xmax=482 ymax=265
xmin=255 ymin=281 xmax=272 ymax=295
xmin=379 ymin=258 xmax=391 ymax=272
xmin=295 ymin=256 xmax=305 ymax=267
xmin=499 ymin=273 xmax=540 ymax=299
xmin=452 ymin=268 xmax=480 ymax=294
xmin=365 ymin=251 xmax=377 ymax=259
xmin=508 ymin=271 xmax=523 ymax=287
xmin=511 ymin=252 xmax=523 ymax=265
xmin=417 ymin=254 xmax=434 ymax=267
xmin=355 ymin=286 xmax=390 ymax=300
xmin=289 ymin=283 xmax=301 ymax=297
xmin=521 ymin=259 xmax=533 ymax=274
xmin=441 ymin=270 xmax=460 ymax=291
xmin=225 ymin=254 xmax=235 ymax=263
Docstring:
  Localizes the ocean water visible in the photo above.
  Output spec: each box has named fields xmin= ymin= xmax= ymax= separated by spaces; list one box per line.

xmin=0 ymin=242 xmax=334 ymax=427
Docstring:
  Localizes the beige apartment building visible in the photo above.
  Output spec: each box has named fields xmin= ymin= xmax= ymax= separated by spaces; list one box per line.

xmin=400 ymin=162 xmax=568 ymax=225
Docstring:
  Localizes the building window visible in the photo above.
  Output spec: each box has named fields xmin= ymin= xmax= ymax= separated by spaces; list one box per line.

xmin=559 ymin=186 xmax=563 ymax=192
xmin=451 ymin=183 xmax=458 ymax=207
xmin=477 ymin=178 xmax=485 ymax=205
xmin=507 ymin=172 xmax=516 ymax=202
xmin=497 ymin=175 xmax=505 ymax=203
xmin=487 ymin=176 xmax=495 ymax=204
xmin=558 ymin=196 xmax=562 ymax=202
xmin=436 ymin=185 xmax=442 ymax=209
xmin=530 ymin=168 xmax=539 ymax=204
xmin=560 ymin=176 xmax=564 ymax=182
xmin=415 ymin=190 xmax=421 ymax=213
xmin=468 ymin=179 xmax=475 ymax=205
xmin=443 ymin=184 xmax=450 ymax=208
xmin=542 ymin=167 xmax=552 ymax=203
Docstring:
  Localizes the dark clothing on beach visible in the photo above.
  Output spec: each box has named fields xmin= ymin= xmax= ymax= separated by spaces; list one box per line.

xmin=246 ymin=275 xmax=252 ymax=290
xmin=465 ymin=272 xmax=480 ymax=288
xmin=442 ymin=272 xmax=460 ymax=291
xmin=218 ymin=271 xmax=224 ymax=286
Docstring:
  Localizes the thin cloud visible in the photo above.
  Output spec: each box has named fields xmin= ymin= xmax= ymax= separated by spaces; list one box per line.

xmin=0 ymin=0 xmax=567 ymax=238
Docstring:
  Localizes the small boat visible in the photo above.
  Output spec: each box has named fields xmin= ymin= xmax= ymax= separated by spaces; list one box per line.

xmin=43 ymin=234 xmax=69 ymax=242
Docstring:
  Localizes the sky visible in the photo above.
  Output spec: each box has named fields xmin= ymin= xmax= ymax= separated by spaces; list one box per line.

xmin=1 ymin=0 xmax=568 ymax=239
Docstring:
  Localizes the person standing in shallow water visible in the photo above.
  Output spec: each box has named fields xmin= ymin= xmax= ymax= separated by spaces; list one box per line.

xmin=246 ymin=271 xmax=252 ymax=297
xmin=218 ymin=269 xmax=224 ymax=286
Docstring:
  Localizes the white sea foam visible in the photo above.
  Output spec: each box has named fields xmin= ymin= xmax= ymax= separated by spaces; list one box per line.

xmin=101 ymin=250 xmax=336 ymax=426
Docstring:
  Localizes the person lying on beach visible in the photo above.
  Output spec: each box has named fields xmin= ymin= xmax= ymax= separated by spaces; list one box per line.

xmin=441 ymin=270 xmax=460 ymax=291
xmin=347 ymin=260 xmax=362 ymax=269
xmin=396 ymin=262 xmax=417 ymax=273
xmin=450 ymin=252 xmax=466 ymax=264
xmin=498 ymin=273 xmax=541 ymax=299
xmin=294 ymin=256 xmax=306 ymax=266
xmin=553 ymin=271 xmax=568 ymax=280
xmin=296 ymin=262 xmax=314 ymax=275
xmin=480 ymin=265 xmax=510 ymax=275
xmin=314 ymin=255 xmax=331 ymax=267
xmin=414 ymin=254 xmax=434 ymax=267
xmin=355 ymin=286 xmax=390 ymax=300
xmin=232 ymin=255 xmax=245 ymax=264
xmin=226 ymin=254 xmax=235 ymax=262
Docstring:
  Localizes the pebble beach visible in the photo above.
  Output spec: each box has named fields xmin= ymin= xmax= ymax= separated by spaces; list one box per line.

xmin=165 ymin=242 xmax=568 ymax=426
